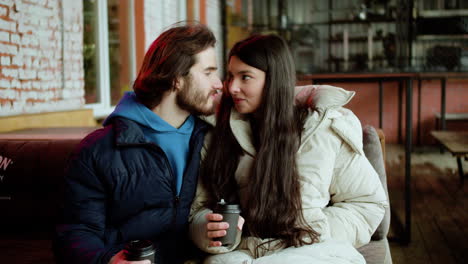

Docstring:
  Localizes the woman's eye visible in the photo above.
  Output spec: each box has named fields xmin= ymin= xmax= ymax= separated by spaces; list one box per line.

xmin=242 ymin=75 xmax=252 ymax=80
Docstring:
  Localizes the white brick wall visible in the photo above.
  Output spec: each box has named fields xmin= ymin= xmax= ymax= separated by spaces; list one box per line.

xmin=0 ymin=0 xmax=224 ymax=117
xmin=0 ymin=0 xmax=84 ymax=116
xmin=144 ymin=0 xmax=186 ymax=51
xmin=0 ymin=30 xmax=8 ymax=42
xmin=0 ymin=6 xmax=7 ymax=16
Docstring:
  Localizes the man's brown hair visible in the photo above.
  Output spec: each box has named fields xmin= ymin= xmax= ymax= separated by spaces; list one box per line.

xmin=133 ymin=22 xmax=216 ymax=109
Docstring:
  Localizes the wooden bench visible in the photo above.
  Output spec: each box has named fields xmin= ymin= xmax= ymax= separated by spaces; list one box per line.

xmin=431 ymin=131 xmax=468 ymax=185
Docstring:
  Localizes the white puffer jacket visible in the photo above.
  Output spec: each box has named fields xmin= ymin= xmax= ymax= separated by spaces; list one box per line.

xmin=189 ymin=85 xmax=389 ymax=263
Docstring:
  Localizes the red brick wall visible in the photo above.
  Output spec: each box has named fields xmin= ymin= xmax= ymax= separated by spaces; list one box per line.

xmin=0 ymin=0 xmax=84 ymax=116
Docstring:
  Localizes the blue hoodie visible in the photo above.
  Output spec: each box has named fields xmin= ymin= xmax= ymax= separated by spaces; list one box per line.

xmin=104 ymin=92 xmax=194 ymax=195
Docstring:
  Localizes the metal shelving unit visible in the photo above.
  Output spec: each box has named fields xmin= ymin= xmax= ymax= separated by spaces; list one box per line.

xmin=412 ymin=1 xmax=468 ymax=71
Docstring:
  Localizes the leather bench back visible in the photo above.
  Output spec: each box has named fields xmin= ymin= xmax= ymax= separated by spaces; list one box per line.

xmin=0 ymin=139 xmax=81 ymax=233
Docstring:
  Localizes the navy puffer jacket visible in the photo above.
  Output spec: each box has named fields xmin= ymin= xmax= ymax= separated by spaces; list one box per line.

xmin=54 ymin=117 xmax=208 ymax=264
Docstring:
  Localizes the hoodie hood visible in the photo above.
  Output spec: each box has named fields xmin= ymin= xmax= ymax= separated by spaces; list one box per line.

xmin=103 ymin=92 xmax=194 ymax=135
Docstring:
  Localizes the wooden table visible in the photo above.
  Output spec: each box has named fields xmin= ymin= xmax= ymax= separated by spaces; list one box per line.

xmin=431 ymin=131 xmax=468 ymax=185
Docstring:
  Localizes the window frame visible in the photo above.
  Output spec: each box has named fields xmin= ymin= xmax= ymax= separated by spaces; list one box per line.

xmin=83 ymin=0 xmax=216 ymax=118
xmin=84 ymin=0 xmax=137 ymax=118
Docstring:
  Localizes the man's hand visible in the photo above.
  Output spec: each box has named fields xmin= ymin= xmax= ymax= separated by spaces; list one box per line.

xmin=108 ymin=250 xmax=151 ymax=264
xmin=294 ymin=85 xmax=318 ymax=107
xmin=205 ymin=213 xmax=245 ymax=247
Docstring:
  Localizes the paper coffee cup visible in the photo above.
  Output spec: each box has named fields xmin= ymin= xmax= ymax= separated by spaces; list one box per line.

xmin=124 ymin=240 xmax=156 ymax=263
xmin=213 ymin=199 xmax=241 ymax=247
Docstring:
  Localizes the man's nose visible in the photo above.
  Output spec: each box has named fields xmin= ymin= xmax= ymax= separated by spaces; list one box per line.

xmin=213 ymin=76 xmax=222 ymax=90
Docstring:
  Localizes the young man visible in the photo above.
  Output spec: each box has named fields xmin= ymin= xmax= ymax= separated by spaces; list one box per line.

xmin=54 ymin=23 xmax=222 ymax=264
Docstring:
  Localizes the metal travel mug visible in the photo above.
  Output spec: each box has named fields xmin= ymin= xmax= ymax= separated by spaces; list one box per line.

xmin=213 ymin=199 xmax=241 ymax=247
xmin=123 ymin=240 xmax=156 ymax=263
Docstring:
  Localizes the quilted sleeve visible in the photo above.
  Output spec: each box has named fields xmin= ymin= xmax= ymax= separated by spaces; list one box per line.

xmin=323 ymin=115 xmax=388 ymax=247
xmin=299 ymin=109 xmax=388 ymax=248
xmin=54 ymin=153 xmax=122 ymax=264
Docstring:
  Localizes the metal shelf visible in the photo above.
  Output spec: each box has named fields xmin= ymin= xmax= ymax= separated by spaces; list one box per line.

xmin=329 ymin=36 xmax=386 ymax=42
xmin=329 ymin=18 xmax=395 ymax=24
xmin=418 ymin=9 xmax=468 ymax=18
xmin=416 ymin=34 xmax=468 ymax=41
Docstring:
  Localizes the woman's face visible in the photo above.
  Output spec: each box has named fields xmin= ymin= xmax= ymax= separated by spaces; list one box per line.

xmin=227 ymin=56 xmax=266 ymax=114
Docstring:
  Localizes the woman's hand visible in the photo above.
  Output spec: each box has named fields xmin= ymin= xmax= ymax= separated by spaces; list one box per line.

xmin=205 ymin=213 xmax=245 ymax=247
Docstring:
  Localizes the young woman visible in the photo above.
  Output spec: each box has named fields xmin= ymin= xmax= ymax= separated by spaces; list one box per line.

xmin=189 ymin=34 xmax=388 ymax=264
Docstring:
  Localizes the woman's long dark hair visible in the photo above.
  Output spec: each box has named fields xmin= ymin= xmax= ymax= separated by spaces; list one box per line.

xmin=200 ymin=34 xmax=320 ymax=251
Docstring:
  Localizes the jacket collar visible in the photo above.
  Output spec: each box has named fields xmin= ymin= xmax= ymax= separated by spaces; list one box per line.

xmin=295 ymin=84 xmax=355 ymax=114
xmin=229 ymin=110 xmax=256 ymax=156
xmin=110 ymin=116 xmax=209 ymax=146
xmin=112 ymin=117 xmax=147 ymax=145
xmin=199 ymin=113 xmax=256 ymax=155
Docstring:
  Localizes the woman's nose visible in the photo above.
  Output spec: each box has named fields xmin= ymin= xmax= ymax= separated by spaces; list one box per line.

xmin=228 ymin=80 xmax=240 ymax=94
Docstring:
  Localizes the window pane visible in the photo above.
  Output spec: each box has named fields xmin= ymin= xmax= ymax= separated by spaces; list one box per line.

xmin=83 ymin=0 xmax=98 ymax=104
xmin=108 ymin=0 xmax=130 ymax=105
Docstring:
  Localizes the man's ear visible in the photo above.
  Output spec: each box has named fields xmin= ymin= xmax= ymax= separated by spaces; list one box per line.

xmin=173 ymin=77 xmax=184 ymax=92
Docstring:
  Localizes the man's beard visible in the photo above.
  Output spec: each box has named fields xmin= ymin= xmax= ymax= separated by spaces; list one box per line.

xmin=177 ymin=75 xmax=215 ymax=116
